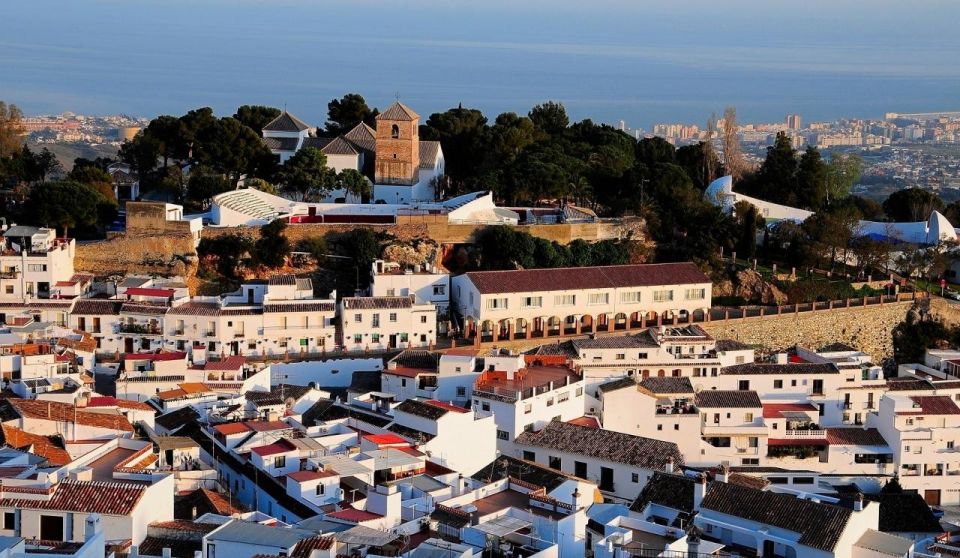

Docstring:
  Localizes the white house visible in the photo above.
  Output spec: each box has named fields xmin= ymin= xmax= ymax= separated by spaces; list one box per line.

xmin=0 ymin=226 xmax=76 ymax=301
xmin=451 ymin=262 xmax=712 ymax=342
xmin=339 ymin=296 xmax=436 ymax=351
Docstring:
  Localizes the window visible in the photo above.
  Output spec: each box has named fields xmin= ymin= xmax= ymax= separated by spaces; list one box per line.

xmin=497 ymin=430 xmax=509 ymax=440
xmin=433 ymin=285 xmax=446 ymax=296
xmin=774 ymin=380 xmax=783 ymax=389
xmin=744 ymin=413 xmax=754 ymax=422
xmin=400 ymin=333 xmax=409 ymax=342
xmin=353 ymin=334 xmax=362 ymax=344
xmin=420 ymin=315 xmax=428 ymax=323
xmin=2 ymin=511 xmax=13 ymax=530
xmin=684 ymin=288 xmax=706 ymax=300
xmin=557 ymin=392 xmax=569 ymax=403
xmin=549 ymin=456 xmax=561 ymax=469
xmin=793 ymin=477 xmax=815 ymax=485
xmin=631 ymin=473 xmax=640 ymax=483
xmin=39 ymin=515 xmax=64 ymax=542
xmin=653 ymin=290 xmax=673 ymax=302
xmin=620 ymin=291 xmax=641 ymax=303
xmin=3 ymin=286 xmax=11 ymax=294
xmin=522 ymin=296 xmax=543 ymax=308
xmin=207 ymin=544 xmax=216 ymax=558
xmin=354 ymin=313 xmax=362 ymax=323
xmin=300 ymin=338 xmax=308 ymax=346
xmin=546 ymin=398 xmax=554 ymax=407
xmin=486 ymin=298 xmax=508 ymax=310
xmin=588 ymin=293 xmax=609 ymax=305
xmin=386 ymin=289 xmax=395 ymax=296
xmin=523 ymin=450 xmax=536 ymax=461
xmin=316 ymin=484 xmax=325 ymax=495
xmin=391 ymin=124 xmax=400 ymax=138
xmin=275 ymin=456 xmax=286 ymax=468
xmin=638 ymin=352 xmax=648 ymax=359
xmin=524 ymin=403 xmax=532 ymax=414
xmin=27 ymin=264 xmax=47 ymax=272
xmin=791 ymin=380 xmax=797 ymax=387
xmin=401 ymin=379 xmax=407 ymax=387
xmin=524 ymin=423 xmax=534 ymax=432
xmin=456 ymin=386 xmax=466 ymax=397
xmin=371 ymin=333 xmax=380 ymax=343
xmin=615 ymin=353 xmax=625 ymax=360
xmin=555 ymin=294 xmax=576 ymax=306
xmin=575 ymin=461 xmax=587 ymax=478
xmin=372 ymin=314 xmax=380 ymax=328
xmin=482 ymin=402 xmax=490 ymax=412
xmin=738 ymin=380 xmax=750 ymax=391
xmin=947 ymin=441 xmax=955 ymax=450
xmin=657 ymin=424 xmax=663 ymax=431
xmin=575 ymin=387 xmax=583 ymax=397
xmin=674 ymin=424 xmax=680 ymax=430
xmin=389 ymin=313 xmax=397 ymax=322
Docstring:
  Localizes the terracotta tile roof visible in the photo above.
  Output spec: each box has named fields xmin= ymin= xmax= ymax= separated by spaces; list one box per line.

xmin=377 ymin=101 xmax=419 ymax=121
xmin=419 ymin=140 xmax=441 ymax=169
xmin=721 ymin=362 xmax=838 ymax=375
xmin=630 ymin=471 xmax=697 ymax=515
xmin=291 ymin=536 xmax=335 ymax=558
xmin=138 ymin=535 xmax=201 ymax=558
xmin=463 ymin=263 xmax=709 ymax=295
xmin=264 ymin=137 xmax=299 ymax=151
xmin=264 ymin=111 xmax=311 ymax=132
xmin=287 ymin=470 xmax=337 ymax=483
xmin=174 ymin=488 xmax=244 ymax=519
xmin=638 ymin=376 xmax=694 ymax=394
xmin=701 ymin=481 xmax=854 ymax=552
xmin=263 ymin=302 xmax=334 ymax=313
xmin=6 ymin=399 xmax=134 ymax=432
xmin=71 ymin=299 xmax=123 ymax=315
xmin=251 ymin=439 xmax=297 ymax=457
xmin=694 ymin=390 xmax=762 ymax=409
xmin=0 ymin=480 xmax=148 ymax=516
xmin=167 ymin=302 xmax=226 ymax=316
xmin=517 ymin=420 xmax=683 ymax=471
xmin=900 ymin=395 xmax=960 ymax=415
xmin=326 ymin=505 xmax=382 ymax=523
xmin=321 ymin=136 xmax=359 ymax=156
xmin=424 ymin=400 xmax=468 ymax=413
xmin=567 ymin=416 xmax=600 ymax=428
xmin=383 ymin=367 xmax=427 ymax=378
xmin=342 ymin=296 xmax=413 ymax=310
xmin=87 ymin=396 xmax=155 ymax=411
xmin=762 ymin=402 xmax=819 ymax=419
xmin=395 ymin=399 xmax=448 ymax=420
xmin=204 ymin=356 xmax=246 ymax=371
xmin=826 ymin=428 xmax=888 ymax=446
xmin=343 ymin=122 xmax=377 ymax=152
xmin=598 ymin=377 xmax=636 ymax=393
xmin=121 ymin=302 xmax=169 ymax=315
xmin=390 ymin=350 xmax=438 ymax=370
xmin=0 ymin=424 xmax=72 ymax=466
xmin=886 ymin=378 xmax=934 ymax=391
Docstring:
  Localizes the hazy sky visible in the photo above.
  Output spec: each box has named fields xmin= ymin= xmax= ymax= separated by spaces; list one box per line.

xmin=3 ymin=0 xmax=959 ymax=127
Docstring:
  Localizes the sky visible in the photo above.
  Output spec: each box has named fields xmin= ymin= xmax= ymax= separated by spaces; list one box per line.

xmin=2 ymin=0 xmax=959 ymax=128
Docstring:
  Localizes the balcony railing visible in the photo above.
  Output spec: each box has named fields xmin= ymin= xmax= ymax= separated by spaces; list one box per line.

xmin=204 ymin=331 xmax=216 ymax=337
xmin=117 ymin=323 xmax=162 ymax=335
xmin=783 ymin=429 xmax=827 ymax=438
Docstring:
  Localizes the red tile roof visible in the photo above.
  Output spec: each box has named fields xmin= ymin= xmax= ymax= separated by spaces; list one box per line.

xmin=291 ymin=537 xmax=334 ymax=558
xmin=424 ymin=400 xmax=468 ymax=413
xmin=326 ymin=506 xmax=382 ymax=523
xmin=86 ymin=396 xmax=154 ymax=411
xmin=204 ymin=356 xmax=246 ymax=371
xmin=251 ymin=439 xmax=297 ymax=457
xmin=762 ymin=403 xmax=819 ymax=419
xmin=767 ymin=438 xmax=828 ymax=446
xmin=364 ymin=433 xmax=409 ymax=446
xmin=567 ymin=416 xmax=600 ymax=428
xmin=0 ymin=424 xmax=72 ymax=466
xmin=8 ymin=399 xmax=134 ymax=432
xmin=900 ymin=396 xmax=960 ymax=415
xmin=248 ymin=420 xmax=291 ymax=432
xmin=0 ymin=480 xmax=147 ymax=515
xmin=212 ymin=422 xmax=251 ymax=436
xmin=126 ymin=287 xmax=175 ymax=298
xmin=463 ymin=263 xmax=709 ymax=295
xmin=287 ymin=470 xmax=337 ymax=483
xmin=383 ymin=367 xmax=428 ymax=378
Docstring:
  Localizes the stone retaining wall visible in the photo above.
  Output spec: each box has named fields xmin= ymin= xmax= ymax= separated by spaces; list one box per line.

xmin=702 ymin=301 xmax=914 ymax=365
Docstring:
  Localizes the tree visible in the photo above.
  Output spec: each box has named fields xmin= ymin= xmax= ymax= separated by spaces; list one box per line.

xmin=423 ymin=106 xmax=489 ymax=194
xmin=193 ymin=116 xmax=276 ymax=185
xmin=883 ymin=188 xmax=944 ymax=222
xmin=720 ymin=107 xmax=747 ymax=181
xmin=297 ymin=235 xmax=328 ymax=263
xmin=824 ymin=153 xmax=862 ymax=204
xmin=279 ymin=147 xmax=334 ymax=201
xmin=528 ymin=101 xmax=569 ymax=136
xmin=487 ymin=112 xmax=536 ymax=166
xmin=198 ymin=233 xmax=253 ymax=280
xmin=336 ymin=169 xmax=370 ymax=203
xmin=733 ymin=201 xmax=763 ymax=259
xmin=0 ymin=101 xmax=26 ymax=159
xmin=27 ymin=181 xmax=101 ymax=237
xmin=253 ymin=219 xmax=290 ymax=268
xmin=234 ymin=105 xmax=281 ymax=136
xmin=326 ymin=94 xmax=377 ymax=136
xmin=20 ymin=147 xmax=62 ymax=184
xmin=246 ymin=177 xmax=279 ymax=196
xmin=796 ymin=146 xmax=828 ymax=210
xmin=186 ymin=169 xmax=232 ymax=207
xmin=636 ymin=137 xmax=676 ymax=167
xmin=748 ymin=132 xmax=798 ymax=205
xmin=118 ymin=132 xmax=161 ymax=177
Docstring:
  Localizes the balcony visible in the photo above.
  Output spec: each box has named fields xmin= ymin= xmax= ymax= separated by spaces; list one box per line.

xmin=117 ymin=323 xmax=162 ymax=335
xmin=0 ymin=270 xmax=19 ymax=279
xmin=204 ymin=331 xmax=217 ymax=337
xmin=234 ymin=332 xmax=246 ymax=338
xmin=782 ymin=429 xmax=827 ymax=439
xmin=736 ymin=447 xmax=759 ymax=455
xmin=172 ymin=328 xmax=185 ymax=336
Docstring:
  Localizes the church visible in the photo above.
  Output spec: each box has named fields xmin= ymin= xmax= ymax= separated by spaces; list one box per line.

xmin=261 ymin=102 xmax=444 ymax=204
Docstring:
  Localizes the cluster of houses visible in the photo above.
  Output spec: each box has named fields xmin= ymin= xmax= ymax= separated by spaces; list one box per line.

xmin=2 ymin=224 xmax=960 ymax=558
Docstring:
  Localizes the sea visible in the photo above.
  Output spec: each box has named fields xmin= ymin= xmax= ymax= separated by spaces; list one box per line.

xmin=2 ymin=0 xmax=959 ymax=128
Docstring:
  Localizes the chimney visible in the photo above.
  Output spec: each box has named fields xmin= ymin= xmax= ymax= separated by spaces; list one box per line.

xmin=693 ymin=473 xmax=707 ymax=511
xmin=162 ymin=549 xmax=172 ymax=558
xmin=571 ymin=487 xmax=584 ymax=511
xmin=194 ymin=553 xmax=203 ymax=558
xmin=366 ymin=484 xmax=401 ymax=520
xmin=84 ymin=514 xmax=101 ymax=540
xmin=853 ymin=492 xmax=864 ymax=512
xmin=716 ymin=463 xmax=729 ymax=484
xmin=129 ymin=546 xmax=139 ymax=558
xmin=191 ymin=506 xmax=198 ymax=520
xmin=665 ymin=457 xmax=674 ymax=474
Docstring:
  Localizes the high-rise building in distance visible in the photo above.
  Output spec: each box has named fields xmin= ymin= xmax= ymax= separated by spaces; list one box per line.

xmin=785 ymin=114 xmax=802 ymax=130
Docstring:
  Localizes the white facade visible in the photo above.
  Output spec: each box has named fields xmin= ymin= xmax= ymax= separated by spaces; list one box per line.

xmin=369 ymin=260 xmax=450 ymax=315
xmin=0 ymin=227 xmax=75 ymax=301
xmin=340 ymin=296 xmax=437 ymax=351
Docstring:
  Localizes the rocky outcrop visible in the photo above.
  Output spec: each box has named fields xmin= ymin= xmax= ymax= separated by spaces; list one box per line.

xmin=714 ymin=269 xmax=788 ymax=305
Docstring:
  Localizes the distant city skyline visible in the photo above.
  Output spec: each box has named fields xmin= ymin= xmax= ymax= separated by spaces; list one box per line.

xmin=4 ymin=0 xmax=960 ymax=128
